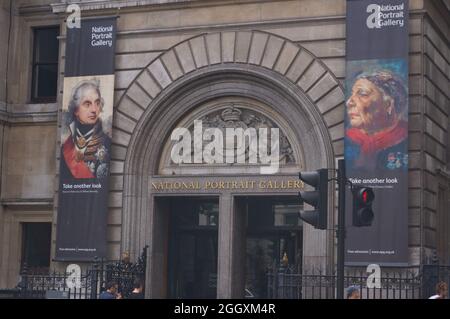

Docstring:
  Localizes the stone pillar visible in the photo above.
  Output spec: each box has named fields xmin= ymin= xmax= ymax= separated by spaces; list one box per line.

xmin=217 ymin=194 xmax=233 ymax=298
xmin=146 ymin=197 xmax=169 ymax=298
xmin=217 ymin=195 xmax=247 ymax=298
xmin=302 ymin=224 xmax=328 ymax=272
xmin=231 ymin=197 xmax=246 ymax=298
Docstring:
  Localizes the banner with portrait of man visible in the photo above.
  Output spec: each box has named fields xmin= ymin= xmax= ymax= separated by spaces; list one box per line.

xmin=56 ymin=17 xmax=117 ymax=261
xmin=345 ymin=0 xmax=409 ymax=265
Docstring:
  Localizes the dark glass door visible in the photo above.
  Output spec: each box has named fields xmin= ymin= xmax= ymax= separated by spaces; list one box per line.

xmin=168 ymin=198 xmax=219 ymax=299
xmin=244 ymin=197 xmax=302 ymax=299
xmin=246 ymin=232 xmax=301 ymax=298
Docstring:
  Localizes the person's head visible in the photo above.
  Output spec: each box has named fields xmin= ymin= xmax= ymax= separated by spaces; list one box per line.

xmin=436 ymin=281 xmax=448 ymax=298
xmin=67 ymin=79 xmax=104 ymax=126
xmin=105 ymin=281 xmax=118 ymax=294
xmin=346 ymin=70 xmax=407 ymax=134
xmin=346 ymin=286 xmax=360 ymax=299
xmin=133 ymin=278 xmax=143 ymax=292
xmin=121 ymin=251 xmax=130 ymax=264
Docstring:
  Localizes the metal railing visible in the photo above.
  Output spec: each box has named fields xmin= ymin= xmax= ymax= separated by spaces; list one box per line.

xmin=5 ymin=254 xmax=450 ymax=299
xmin=11 ymin=246 xmax=148 ymax=299
xmin=267 ymin=264 xmax=424 ymax=299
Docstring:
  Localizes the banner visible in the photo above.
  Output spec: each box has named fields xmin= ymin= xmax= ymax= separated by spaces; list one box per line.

xmin=345 ymin=0 xmax=409 ymax=264
xmin=56 ymin=18 xmax=117 ymax=261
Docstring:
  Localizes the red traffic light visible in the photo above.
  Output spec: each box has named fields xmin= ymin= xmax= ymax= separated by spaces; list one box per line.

xmin=357 ymin=187 xmax=374 ymax=204
xmin=352 ymin=186 xmax=375 ymax=227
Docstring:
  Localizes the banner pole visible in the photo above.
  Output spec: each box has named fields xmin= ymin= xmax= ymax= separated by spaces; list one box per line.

xmin=337 ymin=159 xmax=346 ymax=299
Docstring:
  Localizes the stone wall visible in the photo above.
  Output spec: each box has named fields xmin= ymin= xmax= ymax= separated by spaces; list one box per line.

xmin=415 ymin=0 xmax=450 ymax=263
xmin=0 ymin=1 xmax=10 ymax=103
xmin=0 ymin=0 xmax=10 ymax=288
xmin=0 ymin=0 xmax=58 ymax=287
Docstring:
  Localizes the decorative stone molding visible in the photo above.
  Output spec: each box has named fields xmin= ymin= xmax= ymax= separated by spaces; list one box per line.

xmin=113 ymin=31 xmax=344 ymax=152
xmin=197 ymin=106 xmax=295 ymax=163
xmin=167 ymin=105 xmax=295 ymax=165
xmin=156 ymin=97 xmax=303 ymax=176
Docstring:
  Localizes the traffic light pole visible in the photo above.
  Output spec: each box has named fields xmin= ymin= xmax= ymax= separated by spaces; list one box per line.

xmin=299 ymin=159 xmax=364 ymax=298
xmin=337 ymin=159 xmax=346 ymax=299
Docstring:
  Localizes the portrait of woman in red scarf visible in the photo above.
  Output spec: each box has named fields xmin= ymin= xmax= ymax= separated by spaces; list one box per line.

xmin=345 ymin=70 xmax=408 ymax=171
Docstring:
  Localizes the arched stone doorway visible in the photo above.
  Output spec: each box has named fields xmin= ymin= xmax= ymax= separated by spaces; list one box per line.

xmin=113 ymin=31 xmax=344 ymax=298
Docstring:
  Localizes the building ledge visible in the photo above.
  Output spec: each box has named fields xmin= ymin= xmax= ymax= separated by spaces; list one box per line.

xmin=52 ymin=0 xmax=203 ymax=13
xmin=50 ymin=0 xmax=270 ymax=13
xmin=1 ymin=198 xmax=54 ymax=210
xmin=18 ymin=4 xmax=54 ymax=15
xmin=0 ymin=103 xmax=58 ymax=124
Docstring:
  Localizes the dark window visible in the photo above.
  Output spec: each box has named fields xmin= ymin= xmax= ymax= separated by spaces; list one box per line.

xmin=21 ymin=223 xmax=52 ymax=273
xmin=31 ymin=27 xmax=59 ymax=103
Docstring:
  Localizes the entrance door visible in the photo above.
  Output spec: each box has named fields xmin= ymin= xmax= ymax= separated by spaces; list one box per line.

xmin=244 ymin=197 xmax=302 ymax=298
xmin=168 ymin=198 xmax=219 ymax=299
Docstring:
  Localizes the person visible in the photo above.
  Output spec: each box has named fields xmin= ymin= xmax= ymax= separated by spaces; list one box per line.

xmin=61 ymin=79 xmax=111 ymax=179
xmin=429 ymin=281 xmax=448 ymax=299
xmin=346 ymin=285 xmax=361 ymax=299
xmin=345 ymin=70 xmax=408 ymax=171
xmin=99 ymin=281 xmax=122 ymax=299
xmin=128 ymin=278 xmax=145 ymax=299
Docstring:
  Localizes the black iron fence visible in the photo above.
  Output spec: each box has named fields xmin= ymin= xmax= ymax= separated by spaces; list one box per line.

xmin=4 ymin=253 xmax=450 ymax=299
xmin=10 ymin=246 xmax=148 ymax=299
xmin=267 ymin=264 xmax=432 ymax=299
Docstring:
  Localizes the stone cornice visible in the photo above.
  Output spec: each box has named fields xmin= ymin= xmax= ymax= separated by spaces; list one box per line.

xmin=0 ymin=103 xmax=58 ymax=124
xmin=18 ymin=4 xmax=54 ymax=16
xmin=1 ymin=198 xmax=54 ymax=210
xmin=50 ymin=0 xmax=269 ymax=14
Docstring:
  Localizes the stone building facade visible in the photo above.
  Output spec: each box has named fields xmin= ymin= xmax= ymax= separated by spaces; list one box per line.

xmin=0 ymin=0 xmax=449 ymax=298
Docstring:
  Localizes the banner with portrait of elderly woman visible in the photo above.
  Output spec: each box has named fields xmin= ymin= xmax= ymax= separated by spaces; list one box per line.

xmin=345 ymin=0 xmax=409 ymax=265
xmin=55 ymin=18 xmax=117 ymax=261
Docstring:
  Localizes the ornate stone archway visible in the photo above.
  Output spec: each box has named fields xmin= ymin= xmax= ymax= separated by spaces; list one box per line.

xmin=112 ymin=31 xmax=345 ymax=297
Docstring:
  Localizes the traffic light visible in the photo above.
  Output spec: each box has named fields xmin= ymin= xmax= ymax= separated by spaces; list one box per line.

xmin=298 ymin=169 xmax=328 ymax=230
xmin=352 ymin=186 xmax=374 ymax=227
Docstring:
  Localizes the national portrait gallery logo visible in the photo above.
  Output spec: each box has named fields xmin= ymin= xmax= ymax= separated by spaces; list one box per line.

xmin=366 ymin=2 xmax=406 ymax=29
xmin=169 ymin=107 xmax=281 ymax=174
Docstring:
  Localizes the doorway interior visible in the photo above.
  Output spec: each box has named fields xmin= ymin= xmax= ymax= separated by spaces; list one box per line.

xmin=167 ymin=197 xmax=219 ymax=299
xmin=241 ymin=196 xmax=302 ymax=298
xmin=165 ymin=195 xmax=302 ymax=299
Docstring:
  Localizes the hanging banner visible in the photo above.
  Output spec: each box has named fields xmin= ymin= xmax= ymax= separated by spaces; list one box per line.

xmin=56 ymin=18 xmax=117 ymax=261
xmin=345 ymin=0 xmax=409 ymax=265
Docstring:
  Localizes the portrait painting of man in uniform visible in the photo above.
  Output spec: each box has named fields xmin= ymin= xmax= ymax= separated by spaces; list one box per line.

xmin=345 ymin=59 xmax=408 ymax=171
xmin=60 ymin=76 xmax=114 ymax=179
